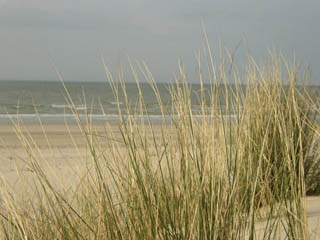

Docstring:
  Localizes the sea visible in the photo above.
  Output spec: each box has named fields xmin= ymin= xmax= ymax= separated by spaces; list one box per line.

xmin=0 ymin=81 xmax=208 ymax=124
xmin=0 ymin=81 xmax=319 ymax=124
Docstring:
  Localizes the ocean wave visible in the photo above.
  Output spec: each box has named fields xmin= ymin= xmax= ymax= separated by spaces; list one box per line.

xmin=0 ymin=113 xmax=161 ymax=124
xmin=110 ymin=101 xmax=123 ymax=105
xmin=0 ymin=113 xmax=237 ymax=123
xmin=51 ymin=104 xmax=87 ymax=111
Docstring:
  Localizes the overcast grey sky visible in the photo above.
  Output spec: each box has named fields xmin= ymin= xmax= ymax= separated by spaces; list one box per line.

xmin=0 ymin=0 xmax=319 ymax=83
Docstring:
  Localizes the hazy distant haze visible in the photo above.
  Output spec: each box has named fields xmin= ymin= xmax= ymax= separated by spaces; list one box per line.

xmin=0 ymin=0 xmax=319 ymax=83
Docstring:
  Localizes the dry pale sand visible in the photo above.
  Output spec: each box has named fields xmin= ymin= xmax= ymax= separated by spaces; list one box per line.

xmin=0 ymin=122 xmax=320 ymax=238
xmin=0 ymin=122 xmax=164 ymax=196
xmin=0 ymin=123 xmax=120 ymax=197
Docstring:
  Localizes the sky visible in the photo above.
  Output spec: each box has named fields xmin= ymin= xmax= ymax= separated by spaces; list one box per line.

xmin=0 ymin=0 xmax=319 ymax=83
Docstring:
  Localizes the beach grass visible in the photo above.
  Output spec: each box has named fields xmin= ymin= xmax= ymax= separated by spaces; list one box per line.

xmin=0 ymin=51 xmax=320 ymax=239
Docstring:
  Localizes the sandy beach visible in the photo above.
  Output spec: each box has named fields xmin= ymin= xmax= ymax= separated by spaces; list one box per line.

xmin=1 ymin=122 xmax=320 ymax=238
xmin=0 ymin=123 xmax=116 ymax=196
xmin=0 ymin=122 xmax=165 ymax=194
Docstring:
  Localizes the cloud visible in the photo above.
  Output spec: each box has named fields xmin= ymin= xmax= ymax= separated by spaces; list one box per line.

xmin=0 ymin=0 xmax=319 ymax=83
xmin=0 ymin=0 xmax=8 ymax=7
xmin=0 ymin=0 xmax=178 ymax=35
xmin=0 ymin=1 xmax=122 ymax=29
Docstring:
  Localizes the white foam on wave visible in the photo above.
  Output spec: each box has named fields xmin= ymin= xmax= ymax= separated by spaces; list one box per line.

xmin=51 ymin=104 xmax=68 ymax=108
xmin=0 ymin=113 xmax=163 ymax=122
xmin=110 ymin=101 xmax=123 ymax=105
xmin=51 ymin=104 xmax=87 ymax=111
xmin=74 ymin=106 xmax=87 ymax=111
xmin=0 ymin=113 xmax=241 ymax=124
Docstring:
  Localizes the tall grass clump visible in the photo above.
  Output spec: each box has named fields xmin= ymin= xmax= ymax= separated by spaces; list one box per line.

xmin=0 ymin=50 xmax=320 ymax=239
xmin=242 ymin=59 xmax=320 ymax=205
